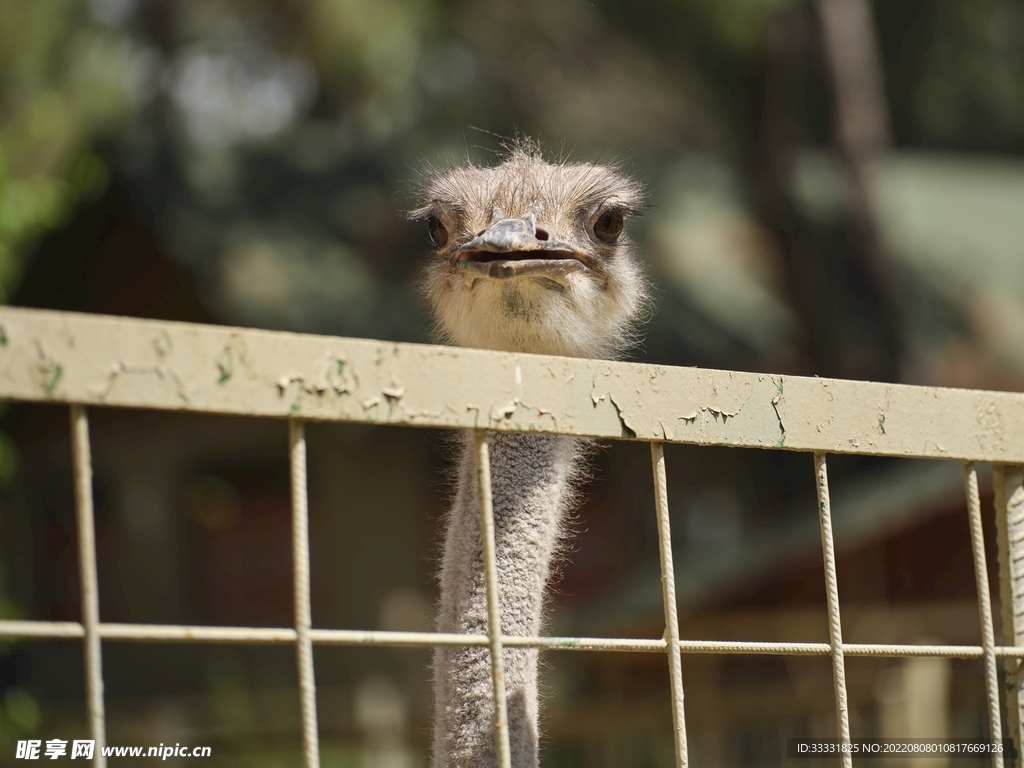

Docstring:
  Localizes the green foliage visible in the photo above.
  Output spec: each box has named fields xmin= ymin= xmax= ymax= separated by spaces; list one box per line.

xmin=4 ymin=688 xmax=40 ymax=732
xmin=0 ymin=1 xmax=133 ymax=301
xmin=688 ymin=0 xmax=798 ymax=52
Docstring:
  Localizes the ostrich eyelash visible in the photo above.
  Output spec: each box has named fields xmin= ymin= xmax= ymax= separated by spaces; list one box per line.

xmin=426 ymin=216 xmax=449 ymax=247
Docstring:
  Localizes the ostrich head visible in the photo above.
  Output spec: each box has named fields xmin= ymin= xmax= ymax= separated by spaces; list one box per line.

xmin=412 ymin=146 xmax=648 ymax=359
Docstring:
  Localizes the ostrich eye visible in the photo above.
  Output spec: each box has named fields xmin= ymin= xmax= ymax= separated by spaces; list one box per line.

xmin=427 ymin=216 xmax=449 ymax=247
xmin=593 ymin=210 xmax=624 ymax=243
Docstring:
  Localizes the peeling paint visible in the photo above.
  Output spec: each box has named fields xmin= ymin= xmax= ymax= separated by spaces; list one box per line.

xmin=976 ymin=398 xmax=1005 ymax=452
xmin=153 ymin=332 xmax=172 ymax=357
xmin=274 ymin=377 xmax=303 ymax=413
xmin=608 ymin=395 xmax=637 ymax=439
xmin=382 ymin=386 xmax=406 ymax=400
xmin=380 ymin=385 xmax=406 ymax=420
xmin=217 ymin=347 xmax=233 ymax=384
xmin=490 ymin=399 xmax=519 ymax=422
xmin=327 ymin=358 xmax=356 ymax=396
xmin=91 ymin=362 xmax=190 ymax=404
xmin=877 ymin=386 xmax=892 ymax=437
xmin=2 ymin=307 xmax=1024 ymax=463
xmin=217 ymin=335 xmax=249 ymax=386
xmin=361 ymin=396 xmax=381 ymax=412
xmin=43 ymin=363 xmax=62 ymax=396
xmin=771 ymin=376 xmax=786 ymax=446
xmin=32 ymin=340 xmax=64 ymax=398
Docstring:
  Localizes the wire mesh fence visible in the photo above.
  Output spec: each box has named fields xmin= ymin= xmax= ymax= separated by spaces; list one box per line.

xmin=0 ymin=306 xmax=1022 ymax=768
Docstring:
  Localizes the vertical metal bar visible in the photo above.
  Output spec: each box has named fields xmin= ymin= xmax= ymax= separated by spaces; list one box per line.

xmin=70 ymin=405 xmax=107 ymax=767
xmin=814 ymin=453 xmax=852 ymax=768
xmin=473 ymin=429 xmax=512 ymax=768
xmin=290 ymin=420 xmax=320 ymax=768
xmin=651 ymin=442 xmax=689 ymax=768
xmin=966 ymin=462 xmax=1006 ymax=767
xmin=995 ymin=464 xmax=1024 ymax=763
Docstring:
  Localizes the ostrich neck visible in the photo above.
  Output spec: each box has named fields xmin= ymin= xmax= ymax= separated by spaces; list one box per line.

xmin=433 ymin=431 xmax=580 ymax=768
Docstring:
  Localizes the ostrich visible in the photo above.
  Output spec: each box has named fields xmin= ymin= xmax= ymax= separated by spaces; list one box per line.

xmin=412 ymin=144 xmax=648 ymax=768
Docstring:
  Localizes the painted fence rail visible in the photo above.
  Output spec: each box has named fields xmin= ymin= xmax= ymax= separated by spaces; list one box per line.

xmin=0 ymin=306 xmax=1022 ymax=768
xmin=0 ymin=306 xmax=1022 ymax=463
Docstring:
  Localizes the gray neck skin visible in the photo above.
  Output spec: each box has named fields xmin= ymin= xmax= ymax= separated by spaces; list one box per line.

xmin=433 ymin=432 xmax=579 ymax=768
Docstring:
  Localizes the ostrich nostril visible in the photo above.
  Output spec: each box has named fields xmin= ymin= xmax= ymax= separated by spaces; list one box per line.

xmin=535 ymin=228 xmax=550 ymax=241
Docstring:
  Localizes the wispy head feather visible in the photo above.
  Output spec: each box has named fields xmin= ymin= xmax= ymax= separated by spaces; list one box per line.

xmin=412 ymin=141 xmax=649 ymax=360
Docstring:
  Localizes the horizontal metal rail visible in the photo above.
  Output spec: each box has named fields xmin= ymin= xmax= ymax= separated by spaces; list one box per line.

xmin=1 ymin=306 xmax=1022 ymax=462
xmin=3 ymin=620 xmax=1024 ymax=658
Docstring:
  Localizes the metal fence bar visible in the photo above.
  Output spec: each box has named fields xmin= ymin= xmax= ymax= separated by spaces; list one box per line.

xmin=474 ymin=429 xmax=511 ymax=768
xmin=290 ymin=419 xmax=321 ymax=768
xmin=0 ymin=621 xmax=87 ymax=639
xmin=814 ymin=453 xmax=851 ymax=768
xmin=13 ymin=618 xmax=1024 ymax=661
xmin=651 ymin=442 xmax=689 ymax=768
xmin=70 ymin=404 xmax=107 ymax=767
xmin=995 ymin=464 xmax=1024 ymax=761
xmin=4 ymin=307 xmax=1024 ymax=464
xmin=9 ymin=619 xmax=1024 ymax=658
xmin=966 ymin=462 xmax=1006 ymax=766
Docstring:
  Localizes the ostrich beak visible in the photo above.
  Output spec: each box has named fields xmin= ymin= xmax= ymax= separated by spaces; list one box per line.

xmin=456 ymin=215 xmax=590 ymax=284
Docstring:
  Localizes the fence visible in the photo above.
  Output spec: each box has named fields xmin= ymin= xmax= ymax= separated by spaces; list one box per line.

xmin=0 ymin=305 xmax=1022 ymax=768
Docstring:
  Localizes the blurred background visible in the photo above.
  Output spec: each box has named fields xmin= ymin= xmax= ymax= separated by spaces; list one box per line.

xmin=0 ymin=0 xmax=1023 ymax=764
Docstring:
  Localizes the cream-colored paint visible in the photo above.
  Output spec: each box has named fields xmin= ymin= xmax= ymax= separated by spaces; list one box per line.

xmin=0 ymin=306 xmax=1022 ymax=462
